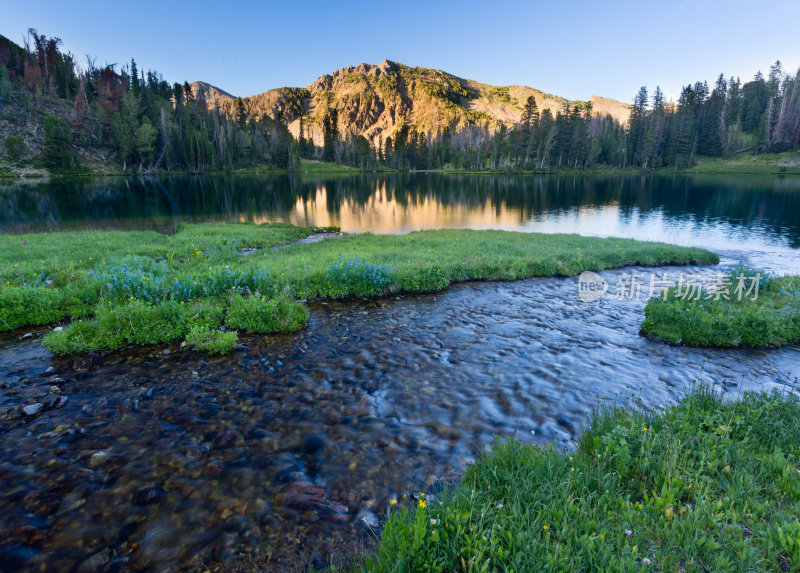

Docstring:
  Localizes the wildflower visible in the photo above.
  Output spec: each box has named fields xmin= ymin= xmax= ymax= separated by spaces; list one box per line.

xmin=418 ymin=499 xmax=427 ymax=509
xmin=389 ymin=499 xmax=397 ymax=506
xmin=430 ymin=518 xmax=438 ymax=525
xmin=643 ymin=427 xmax=648 ymax=432
xmin=625 ymin=529 xmax=632 ymax=536
xmin=497 ymin=503 xmax=504 ymax=509
xmin=543 ymin=525 xmax=549 ymax=530
xmin=643 ymin=558 xmax=651 ymax=565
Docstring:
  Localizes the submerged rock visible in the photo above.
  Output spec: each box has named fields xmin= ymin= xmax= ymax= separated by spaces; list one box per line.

xmin=89 ymin=451 xmax=110 ymax=468
xmin=274 ymin=481 xmax=349 ymax=524
xmin=22 ymin=403 xmax=44 ymax=416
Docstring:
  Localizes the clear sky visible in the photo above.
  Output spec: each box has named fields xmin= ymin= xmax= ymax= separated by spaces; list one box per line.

xmin=3 ymin=0 xmax=799 ymax=104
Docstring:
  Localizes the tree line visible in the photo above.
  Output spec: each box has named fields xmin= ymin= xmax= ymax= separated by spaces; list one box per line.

xmin=1 ymin=30 xmax=798 ymax=173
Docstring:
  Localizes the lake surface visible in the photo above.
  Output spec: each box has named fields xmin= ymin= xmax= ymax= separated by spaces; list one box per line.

xmin=2 ymin=174 xmax=800 ymax=266
xmin=1 ymin=174 xmax=799 ymax=571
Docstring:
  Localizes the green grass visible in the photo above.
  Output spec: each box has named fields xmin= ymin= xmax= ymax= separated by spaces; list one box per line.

xmin=679 ymin=152 xmax=800 ymax=175
xmin=185 ymin=325 xmax=239 ymax=355
xmin=641 ymin=266 xmax=800 ymax=347
xmin=297 ymin=159 xmax=364 ymax=173
xmin=0 ymin=222 xmax=718 ymax=354
xmin=225 ymin=293 xmax=309 ymax=333
xmin=362 ymin=386 xmax=800 ymax=572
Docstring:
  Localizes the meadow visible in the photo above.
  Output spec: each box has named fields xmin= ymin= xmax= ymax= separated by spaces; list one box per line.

xmin=0 ymin=222 xmax=719 ymax=354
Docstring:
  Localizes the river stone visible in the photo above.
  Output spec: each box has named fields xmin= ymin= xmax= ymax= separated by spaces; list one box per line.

xmin=22 ymin=333 xmax=33 ymax=340
xmin=23 ymin=403 xmax=44 ymax=416
xmin=89 ymin=450 xmax=110 ymax=468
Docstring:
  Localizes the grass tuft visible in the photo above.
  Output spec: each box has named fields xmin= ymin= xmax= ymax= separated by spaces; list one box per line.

xmin=185 ymin=325 xmax=238 ymax=355
xmin=641 ymin=265 xmax=800 ymax=347
xmin=363 ymin=387 xmax=800 ymax=572
xmin=225 ymin=293 xmax=309 ymax=333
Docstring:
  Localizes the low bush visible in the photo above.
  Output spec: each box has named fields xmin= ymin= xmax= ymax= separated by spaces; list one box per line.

xmin=185 ymin=325 xmax=238 ymax=355
xmin=0 ymin=286 xmax=71 ymax=330
xmin=396 ymin=262 xmax=450 ymax=293
xmin=225 ymin=293 xmax=309 ymax=333
xmin=323 ymin=256 xmax=392 ymax=297
xmin=642 ymin=266 xmax=800 ymax=347
xmin=43 ymin=299 xmax=225 ymax=355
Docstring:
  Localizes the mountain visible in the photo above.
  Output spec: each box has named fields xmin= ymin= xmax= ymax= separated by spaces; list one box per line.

xmin=193 ymin=60 xmax=630 ymax=146
xmin=189 ymin=81 xmax=234 ymax=107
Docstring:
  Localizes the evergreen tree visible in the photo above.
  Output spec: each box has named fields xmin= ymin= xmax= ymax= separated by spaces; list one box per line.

xmin=0 ymin=63 xmax=12 ymax=101
xmin=42 ymin=114 xmax=74 ymax=167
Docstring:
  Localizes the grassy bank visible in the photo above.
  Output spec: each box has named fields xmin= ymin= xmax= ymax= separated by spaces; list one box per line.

xmin=0 ymin=223 xmax=718 ymax=354
xmin=363 ymin=387 xmax=800 ymax=572
xmin=641 ymin=266 xmax=800 ymax=347
xmin=677 ymin=151 xmax=800 ymax=175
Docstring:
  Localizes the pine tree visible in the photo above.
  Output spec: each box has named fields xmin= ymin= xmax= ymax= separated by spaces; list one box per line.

xmin=130 ymin=59 xmax=139 ymax=94
xmin=520 ymin=96 xmax=539 ymax=131
xmin=42 ymin=114 xmax=74 ymax=167
xmin=183 ymin=81 xmax=194 ymax=103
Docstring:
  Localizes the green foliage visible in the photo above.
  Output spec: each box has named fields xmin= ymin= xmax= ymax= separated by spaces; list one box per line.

xmin=641 ymin=266 xmax=800 ymax=347
xmin=322 ymin=256 xmax=392 ymax=297
xmin=487 ymin=86 xmax=511 ymax=104
xmin=0 ymin=63 xmax=10 ymax=101
xmin=4 ymin=135 xmax=26 ymax=162
xmin=43 ymin=319 xmax=105 ymax=355
xmin=42 ymin=114 xmax=74 ymax=168
xmin=396 ymin=262 xmax=449 ymax=293
xmin=185 ymin=325 xmax=238 ymax=355
xmin=43 ymin=298 xmax=224 ymax=354
xmin=224 ymin=293 xmax=309 ymax=334
xmin=135 ymin=119 xmax=157 ymax=163
xmin=4 ymin=223 xmax=717 ymax=354
xmin=0 ymin=286 xmax=68 ymax=330
xmin=365 ymin=388 xmax=800 ymax=572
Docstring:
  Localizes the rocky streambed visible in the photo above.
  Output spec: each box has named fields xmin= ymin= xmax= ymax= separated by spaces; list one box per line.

xmin=1 ymin=261 xmax=799 ymax=571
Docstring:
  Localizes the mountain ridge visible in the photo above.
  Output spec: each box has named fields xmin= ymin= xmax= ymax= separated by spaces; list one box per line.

xmin=190 ymin=60 xmax=631 ymax=146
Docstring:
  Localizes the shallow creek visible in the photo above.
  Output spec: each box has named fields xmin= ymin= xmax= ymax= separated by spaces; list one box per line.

xmin=1 ymin=253 xmax=799 ymax=571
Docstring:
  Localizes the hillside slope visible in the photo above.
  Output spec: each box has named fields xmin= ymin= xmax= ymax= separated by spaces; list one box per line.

xmin=196 ymin=60 xmax=630 ymax=146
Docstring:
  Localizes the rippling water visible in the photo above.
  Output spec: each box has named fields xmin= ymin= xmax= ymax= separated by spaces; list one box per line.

xmin=1 ymin=174 xmax=799 ymax=570
xmin=2 ymin=261 xmax=799 ymax=570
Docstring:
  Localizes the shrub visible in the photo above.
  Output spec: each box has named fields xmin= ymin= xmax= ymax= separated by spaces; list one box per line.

xmin=185 ymin=325 xmax=238 ymax=355
xmin=4 ymin=135 xmax=26 ymax=162
xmin=397 ymin=262 xmax=449 ymax=293
xmin=323 ymin=256 xmax=392 ymax=297
xmin=225 ymin=294 xmax=308 ymax=333
xmin=42 ymin=299 xmax=225 ymax=355
xmin=0 ymin=286 xmax=67 ymax=330
xmin=43 ymin=320 xmax=106 ymax=355
xmin=641 ymin=267 xmax=800 ymax=347
xmin=94 ymin=299 xmax=194 ymax=345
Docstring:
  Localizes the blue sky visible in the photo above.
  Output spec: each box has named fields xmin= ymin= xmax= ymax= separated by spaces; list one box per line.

xmin=3 ymin=0 xmax=799 ymax=103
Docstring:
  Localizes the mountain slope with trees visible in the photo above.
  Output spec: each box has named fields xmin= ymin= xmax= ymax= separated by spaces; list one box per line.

xmin=1 ymin=29 xmax=799 ymax=175
xmin=198 ymin=60 xmax=631 ymax=150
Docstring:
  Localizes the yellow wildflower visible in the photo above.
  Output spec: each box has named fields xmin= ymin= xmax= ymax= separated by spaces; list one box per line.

xmin=418 ymin=499 xmax=427 ymax=509
xmin=389 ymin=499 xmax=397 ymax=506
